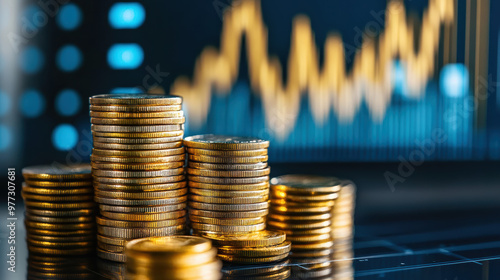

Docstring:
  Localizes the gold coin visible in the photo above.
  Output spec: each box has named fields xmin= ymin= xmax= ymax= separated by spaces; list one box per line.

xmin=22 ymin=192 xmax=93 ymax=202
xmin=97 ymin=225 xmax=185 ymax=239
xmin=189 ymin=154 xmax=268 ymax=164
xmin=90 ymin=104 xmax=182 ymax=112
xmin=93 ymin=135 xmax=183 ymax=144
xmin=27 ymin=245 xmax=94 ymax=255
xmin=188 ymin=201 xmax=269 ymax=211
xmin=97 ymin=234 xmax=130 ymax=246
xmin=91 ymin=117 xmax=185 ymax=125
xmin=189 ymin=188 xmax=269 ymax=198
xmin=96 ymin=216 xmax=186 ymax=228
xmin=92 ymin=147 xmax=184 ymax=157
xmin=99 ymin=203 xmax=186 ymax=213
xmin=189 ymin=215 xmax=265 ymax=226
xmin=97 ymin=248 xmax=126 ymax=262
xmin=25 ymin=208 xmax=95 ymax=217
xmin=95 ymin=188 xmax=187 ymax=199
xmin=93 ymin=175 xmax=185 ymax=185
xmin=90 ymin=94 xmax=182 ymax=105
xmin=188 ymin=161 xmax=268 ymax=170
xmin=22 ymin=185 xmax=92 ymax=196
xmin=270 ymin=199 xmax=335 ymax=207
xmin=23 ymin=201 xmax=96 ymax=209
xmin=26 ymin=234 xmax=95 ymax=243
xmin=189 ymin=209 xmax=268 ymax=219
xmin=183 ymin=135 xmax=269 ymax=150
xmin=290 ymin=248 xmax=333 ymax=258
xmin=186 ymin=148 xmax=267 ymax=157
xmin=268 ymin=213 xmax=332 ymax=222
xmin=92 ymin=130 xmax=184 ymax=138
xmin=91 ymin=161 xmax=184 ymax=171
xmin=91 ymin=124 xmax=182 ymax=133
xmin=188 ymin=175 xmax=269 ymax=185
xmin=93 ymin=141 xmax=183 ymax=150
xmin=270 ymin=205 xmax=331 ymax=213
xmin=271 ymin=190 xmax=338 ymax=201
xmin=27 ymin=239 xmax=95 ymax=248
xmin=91 ymin=154 xmax=185 ymax=164
xmin=94 ymin=195 xmax=187 ymax=206
xmin=127 ymin=248 xmax=218 ymax=268
xmin=187 ymin=167 xmax=270 ymax=178
xmin=125 ymin=235 xmax=212 ymax=255
xmin=90 ymin=110 xmax=184 ymax=118
xmin=25 ymin=221 xmax=95 ymax=231
xmin=286 ymin=233 xmax=333 ymax=243
xmin=92 ymin=168 xmax=184 ymax=178
xmin=27 ymin=254 xmax=92 ymax=263
xmin=25 ymin=214 xmax=94 ymax=224
xmin=278 ymin=227 xmax=332 ymax=236
xmin=190 ymin=222 xmax=265 ymax=233
xmin=24 ymin=180 xmax=92 ymax=188
xmin=223 ymin=259 xmax=290 ymax=276
xmin=25 ymin=228 xmax=95 ymax=237
xmin=127 ymin=259 xmax=222 ymax=278
xmin=188 ymin=181 xmax=269 ymax=191
xmin=217 ymin=241 xmax=291 ymax=258
xmin=100 ymin=210 xmax=186 ymax=221
xmin=189 ymin=194 xmax=268 ymax=204
xmin=270 ymin=175 xmax=341 ymax=193
xmin=291 ymin=240 xmax=334 ymax=250
xmin=196 ymin=230 xmax=286 ymax=247
xmin=217 ymin=253 xmax=288 ymax=264
xmin=94 ymin=181 xmax=186 ymax=191
xmin=267 ymin=220 xmax=331 ymax=230
xmin=22 ymin=164 xmax=91 ymax=181
xmin=98 ymin=241 xmax=124 ymax=253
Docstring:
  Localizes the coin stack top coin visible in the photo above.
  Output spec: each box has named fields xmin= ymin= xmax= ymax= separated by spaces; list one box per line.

xmin=22 ymin=164 xmax=96 ymax=278
xmin=125 ymin=236 xmax=221 ymax=280
xmin=268 ymin=175 xmax=341 ymax=264
xmin=90 ymin=94 xmax=187 ymax=262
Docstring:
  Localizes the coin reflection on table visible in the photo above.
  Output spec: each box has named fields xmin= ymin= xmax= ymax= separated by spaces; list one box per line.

xmin=221 ymin=259 xmax=291 ymax=280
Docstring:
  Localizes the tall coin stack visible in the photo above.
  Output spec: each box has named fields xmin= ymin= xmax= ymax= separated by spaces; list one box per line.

xmin=89 ymin=94 xmax=187 ymax=262
xmin=185 ymin=135 xmax=290 ymax=263
xmin=125 ymin=236 xmax=221 ymax=280
xmin=22 ymin=164 xmax=96 ymax=279
xmin=267 ymin=175 xmax=342 ymax=278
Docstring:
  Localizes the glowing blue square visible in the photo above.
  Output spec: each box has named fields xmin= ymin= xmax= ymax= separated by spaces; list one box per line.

xmin=109 ymin=3 xmax=145 ymax=29
xmin=107 ymin=44 xmax=144 ymax=69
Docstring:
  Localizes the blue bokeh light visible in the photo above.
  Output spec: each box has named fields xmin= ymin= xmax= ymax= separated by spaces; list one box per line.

xmin=109 ymin=3 xmax=145 ymax=29
xmin=20 ymin=89 xmax=45 ymax=118
xmin=57 ymin=4 xmax=82 ymax=30
xmin=0 ymin=92 xmax=11 ymax=116
xmin=111 ymin=87 xmax=143 ymax=94
xmin=440 ymin=64 xmax=469 ymax=98
xmin=107 ymin=44 xmax=144 ymax=69
xmin=20 ymin=46 xmax=44 ymax=74
xmin=52 ymin=124 xmax=78 ymax=151
xmin=0 ymin=124 xmax=12 ymax=151
xmin=56 ymin=89 xmax=81 ymax=116
xmin=56 ymin=45 xmax=82 ymax=72
xmin=392 ymin=61 xmax=408 ymax=97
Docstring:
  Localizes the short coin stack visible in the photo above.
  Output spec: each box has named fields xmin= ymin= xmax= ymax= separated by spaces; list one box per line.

xmin=90 ymin=94 xmax=187 ymax=262
xmin=184 ymin=135 xmax=270 ymax=236
xmin=199 ymin=230 xmax=290 ymax=266
xmin=125 ymin=236 xmax=221 ymax=280
xmin=22 ymin=164 xmax=96 ymax=279
xmin=267 ymin=175 xmax=341 ymax=263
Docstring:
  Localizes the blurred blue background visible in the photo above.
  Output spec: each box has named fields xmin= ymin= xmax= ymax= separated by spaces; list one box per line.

xmin=0 ymin=0 xmax=498 ymax=167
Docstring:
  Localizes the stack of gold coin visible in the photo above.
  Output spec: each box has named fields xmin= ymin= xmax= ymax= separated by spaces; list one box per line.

xmin=198 ymin=230 xmax=290 ymax=265
xmin=22 ymin=164 xmax=96 ymax=277
xmin=268 ymin=175 xmax=341 ymax=261
xmin=125 ymin=235 xmax=221 ymax=280
xmin=184 ymin=135 xmax=270 ymax=236
xmin=89 ymin=94 xmax=187 ymax=262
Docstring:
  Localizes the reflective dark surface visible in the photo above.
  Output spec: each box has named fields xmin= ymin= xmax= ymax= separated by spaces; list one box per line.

xmin=2 ymin=162 xmax=500 ymax=279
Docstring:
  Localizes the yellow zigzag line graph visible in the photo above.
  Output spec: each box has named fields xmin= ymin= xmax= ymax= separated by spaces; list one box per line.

xmin=171 ymin=0 xmax=455 ymax=138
